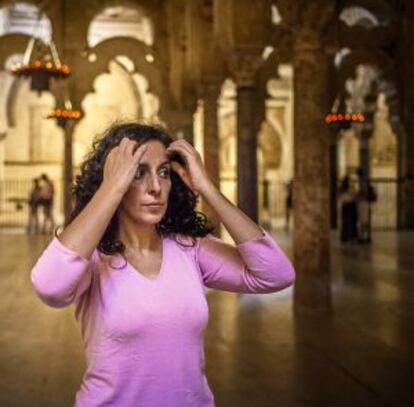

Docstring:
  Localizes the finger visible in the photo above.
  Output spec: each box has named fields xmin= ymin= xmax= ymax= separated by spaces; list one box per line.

xmin=171 ymin=160 xmax=185 ymax=174
xmin=168 ymin=141 xmax=196 ymax=158
xmin=170 ymin=139 xmax=195 ymax=151
xmin=118 ymin=137 xmax=130 ymax=154
xmin=106 ymin=145 xmax=119 ymax=161
xmin=124 ymin=139 xmax=137 ymax=157
xmin=171 ymin=162 xmax=187 ymax=182
xmin=171 ymin=162 xmax=194 ymax=190
xmin=132 ymin=143 xmax=148 ymax=162
xmin=168 ymin=145 xmax=192 ymax=166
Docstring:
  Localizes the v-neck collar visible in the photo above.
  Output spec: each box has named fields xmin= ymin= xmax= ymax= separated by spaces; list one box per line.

xmin=125 ymin=235 xmax=167 ymax=283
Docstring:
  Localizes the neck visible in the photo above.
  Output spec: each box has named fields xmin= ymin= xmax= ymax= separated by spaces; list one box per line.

xmin=117 ymin=213 xmax=161 ymax=254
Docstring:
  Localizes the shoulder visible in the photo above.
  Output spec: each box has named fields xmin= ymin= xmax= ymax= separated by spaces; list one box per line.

xmin=165 ymin=233 xmax=199 ymax=251
xmin=165 ymin=233 xmax=221 ymax=259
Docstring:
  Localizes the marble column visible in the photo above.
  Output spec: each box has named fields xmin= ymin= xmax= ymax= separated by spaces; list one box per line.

xmin=359 ymin=126 xmax=372 ymax=188
xmin=293 ymin=29 xmax=332 ymax=313
xmin=329 ymin=141 xmax=338 ymax=229
xmin=169 ymin=110 xmax=194 ymax=145
xmin=201 ymin=81 xmax=221 ymax=236
xmin=180 ymin=121 xmax=194 ymax=145
xmin=62 ymin=120 xmax=76 ymax=223
xmin=236 ymin=86 xmax=258 ymax=223
xmin=231 ymin=54 xmax=262 ymax=224
xmin=399 ymin=3 xmax=414 ymax=228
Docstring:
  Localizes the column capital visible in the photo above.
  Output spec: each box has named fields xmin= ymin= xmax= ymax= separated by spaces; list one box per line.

xmin=228 ymin=49 xmax=263 ymax=87
xmin=165 ymin=108 xmax=194 ymax=136
xmin=198 ymin=79 xmax=222 ymax=102
xmin=294 ymin=28 xmax=323 ymax=54
xmin=292 ymin=0 xmax=336 ymax=56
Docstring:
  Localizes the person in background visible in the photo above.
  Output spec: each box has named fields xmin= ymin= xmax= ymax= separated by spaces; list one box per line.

xmin=338 ymin=175 xmax=358 ymax=243
xmin=27 ymin=177 xmax=41 ymax=234
xmin=356 ymin=168 xmax=377 ymax=244
xmin=38 ymin=173 xmax=55 ymax=234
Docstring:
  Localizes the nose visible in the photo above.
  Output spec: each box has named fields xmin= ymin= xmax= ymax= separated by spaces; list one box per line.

xmin=147 ymin=173 xmax=161 ymax=194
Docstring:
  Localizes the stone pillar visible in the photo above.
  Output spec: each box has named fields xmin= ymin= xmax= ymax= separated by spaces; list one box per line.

xmin=329 ymin=141 xmax=338 ymax=229
xmin=168 ymin=109 xmax=194 ymax=144
xmin=293 ymin=28 xmax=332 ymax=313
xmin=62 ymin=120 xmax=76 ymax=223
xmin=399 ymin=3 xmax=414 ymax=228
xmin=201 ymin=81 xmax=221 ymax=235
xmin=230 ymin=54 xmax=262 ymax=223
xmin=236 ymin=86 xmax=258 ymax=222
xmin=358 ymin=124 xmax=373 ymax=196
xmin=180 ymin=121 xmax=194 ymax=145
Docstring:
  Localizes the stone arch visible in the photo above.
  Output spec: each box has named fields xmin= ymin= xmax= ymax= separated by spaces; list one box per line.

xmin=80 ymin=1 xmax=160 ymax=50
xmin=1 ymin=48 xmax=57 ymax=130
xmin=339 ymin=50 xmax=400 ymax=125
xmin=113 ymin=56 xmax=143 ymax=118
xmin=69 ymin=37 xmax=171 ymax=118
xmin=340 ymin=0 xmax=397 ymax=26
xmin=340 ymin=6 xmax=381 ymax=28
xmin=0 ymin=1 xmax=54 ymax=43
xmin=6 ymin=77 xmax=24 ymax=127
xmin=258 ymin=120 xmax=283 ymax=171
xmin=338 ymin=48 xmax=394 ymax=87
xmin=0 ymin=33 xmax=48 ymax=68
xmin=258 ymin=50 xmax=280 ymax=89
xmin=87 ymin=3 xmax=154 ymax=48
xmin=72 ymin=58 xmax=146 ymax=166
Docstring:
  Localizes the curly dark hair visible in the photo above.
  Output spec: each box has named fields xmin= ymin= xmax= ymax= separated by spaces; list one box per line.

xmin=64 ymin=121 xmax=215 ymax=255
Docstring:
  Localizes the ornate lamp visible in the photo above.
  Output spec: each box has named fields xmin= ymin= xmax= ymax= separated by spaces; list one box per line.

xmin=325 ymin=112 xmax=366 ymax=129
xmin=46 ymin=106 xmax=82 ymax=128
xmin=45 ymin=94 xmax=82 ymax=222
xmin=46 ymin=79 xmax=82 ymax=127
xmin=9 ymin=12 xmax=70 ymax=95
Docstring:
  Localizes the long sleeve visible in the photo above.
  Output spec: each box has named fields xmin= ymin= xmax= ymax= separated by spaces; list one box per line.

xmin=30 ymin=237 xmax=95 ymax=308
xmin=195 ymin=227 xmax=295 ymax=293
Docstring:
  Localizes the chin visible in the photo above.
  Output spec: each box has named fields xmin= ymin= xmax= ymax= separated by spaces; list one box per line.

xmin=135 ymin=212 xmax=166 ymax=225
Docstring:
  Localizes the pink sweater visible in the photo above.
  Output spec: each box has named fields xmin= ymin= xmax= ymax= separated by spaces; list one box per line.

xmin=30 ymin=228 xmax=295 ymax=406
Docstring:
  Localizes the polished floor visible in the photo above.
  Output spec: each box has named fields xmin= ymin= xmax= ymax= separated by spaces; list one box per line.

xmin=0 ymin=230 xmax=413 ymax=407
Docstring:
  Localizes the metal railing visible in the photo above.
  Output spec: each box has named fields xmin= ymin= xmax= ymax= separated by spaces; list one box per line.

xmin=220 ymin=177 xmax=399 ymax=230
xmin=0 ymin=178 xmax=63 ymax=230
xmin=370 ymin=178 xmax=398 ymax=229
xmin=0 ymin=177 xmax=399 ymax=231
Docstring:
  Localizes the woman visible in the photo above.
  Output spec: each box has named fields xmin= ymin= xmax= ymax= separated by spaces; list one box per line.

xmin=30 ymin=122 xmax=295 ymax=407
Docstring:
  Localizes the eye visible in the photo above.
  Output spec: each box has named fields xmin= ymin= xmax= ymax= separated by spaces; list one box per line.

xmin=159 ymin=168 xmax=171 ymax=178
xmin=135 ymin=168 xmax=145 ymax=179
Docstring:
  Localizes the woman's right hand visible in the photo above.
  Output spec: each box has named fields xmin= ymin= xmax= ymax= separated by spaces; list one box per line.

xmin=102 ymin=138 xmax=148 ymax=195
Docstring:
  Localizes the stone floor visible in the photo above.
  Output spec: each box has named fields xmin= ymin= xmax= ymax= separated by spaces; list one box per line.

xmin=0 ymin=230 xmax=413 ymax=407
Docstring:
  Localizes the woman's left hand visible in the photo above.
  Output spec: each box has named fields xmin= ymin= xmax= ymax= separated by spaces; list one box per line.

xmin=166 ymin=139 xmax=212 ymax=196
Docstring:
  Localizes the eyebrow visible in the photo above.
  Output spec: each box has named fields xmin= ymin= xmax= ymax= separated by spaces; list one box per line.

xmin=138 ymin=161 xmax=171 ymax=169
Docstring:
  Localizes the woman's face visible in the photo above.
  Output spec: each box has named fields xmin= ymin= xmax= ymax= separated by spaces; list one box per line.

xmin=118 ymin=140 xmax=172 ymax=225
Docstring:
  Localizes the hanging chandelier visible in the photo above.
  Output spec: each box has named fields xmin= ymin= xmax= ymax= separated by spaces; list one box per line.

xmin=46 ymin=85 xmax=82 ymax=128
xmin=46 ymin=108 xmax=82 ymax=127
xmin=324 ymin=112 xmax=366 ymax=131
xmin=9 ymin=11 xmax=70 ymax=95
xmin=325 ymin=113 xmax=365 ymax=124
xmin=325 ymin=92 xmax=367 ymax=130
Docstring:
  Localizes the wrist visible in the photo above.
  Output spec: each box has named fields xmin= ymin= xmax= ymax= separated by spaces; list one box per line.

xmin=198 ymin=178 xmax=218 ymax=198
xmin=98 ymin=181 xmax=126 ymax=201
